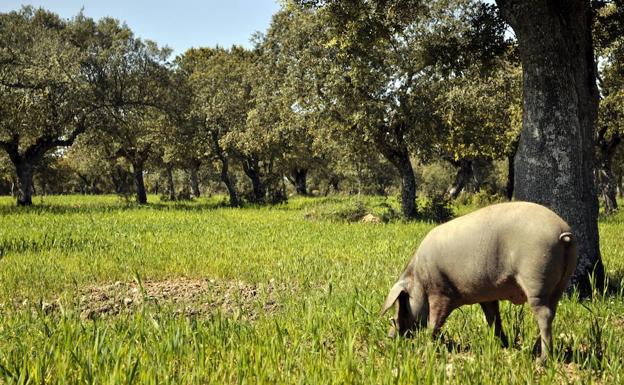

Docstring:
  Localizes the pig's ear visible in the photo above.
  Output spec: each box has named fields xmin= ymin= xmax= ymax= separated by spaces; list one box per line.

xmin=380 ymin=281 xmax=407 ymax=316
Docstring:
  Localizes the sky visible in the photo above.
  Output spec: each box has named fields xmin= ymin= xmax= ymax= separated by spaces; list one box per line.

xmin=0 ymin=0 xmax=282 ymax=56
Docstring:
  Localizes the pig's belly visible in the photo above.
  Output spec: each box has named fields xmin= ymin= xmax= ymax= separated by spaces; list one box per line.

xmin=455 ymin=275 xmax=528 ymax=305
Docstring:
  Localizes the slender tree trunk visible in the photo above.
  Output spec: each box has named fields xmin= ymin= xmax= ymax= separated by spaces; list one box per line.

xmin=382 ymin=147 xmax=417 ymax=219
xmin=166 ymin=164 xmax=176 ymax=201
xmin=505 ymin=154 xmax=515 ymax=201
xmin=470 ymin=158 xmax=490 ymax=192
xmin=376 ymin=127 xmax=417 ymax=219
xmin=132 ymin=162 xmax=148 ymax=204
xmin=447 ymin=160 xmax=472 ymax=199
xmin=217 ymin=155 xmax=239 ymax=207
xmin=618 ymin=174 xmax=623 ymax=198
xmin=506 ymin=137 xmax=519 ymax=200
xmin=242 ymin=158 xmax=265 ymax=203
xmin=189 ymin=160 xmax=201 ymax=198
xmin=497 ymin=0 xmax=604 ymax=295
xmin=291 ymin=168 xmax=308 ymax=195
xmin=598 ymin=166 xmax=618 ymax=214
xmin=597 ymin=134 xmax=621 ymax=214
xmin=15 ymin=161 xmax=34 ymax=206
xmin=398 ymin=158 xmax=417 ymax=219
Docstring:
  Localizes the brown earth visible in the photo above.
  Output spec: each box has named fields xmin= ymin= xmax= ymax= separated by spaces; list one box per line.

xmin=37 ymin=277 xmax=286 ymax=321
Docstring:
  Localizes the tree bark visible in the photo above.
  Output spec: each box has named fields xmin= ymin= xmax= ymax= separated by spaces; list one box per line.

xmin=375 ymin=124 xmax=417 ymax=219
xmin=496 ymin=0 xmax=604 ymax=295
xmin=132 ymin=162 xmax=148 ymax=204
xmin=447 ymin=160 xmax=472 ymax=199
xmin=218 ymin=155 xmax=239 ymax=207
xmin=596 ymin=131 xmax=621 ymax=214
xmin=166 ymin=164 xmax=176 ymax=201
xmin=397 ymin=158 xmax=417 ymax=219
xmin=598 ymin=167 xmax=618 ymax=214
xmin=15 ymin=161 xmax=34 ymax=206
xmin=505 ymin=155 xmax=515 ymax=201
xmin=290 ymin=168 xmax=308 ymax=195
xmin=381 ymin=145 xmax=417 ymax=219
xmin=189 ymin=159 xmax=201 ymax=198
xmin=242 ymin=157 xmax=265 ymax=203
xmin=505 ymin=137 xmax=519 ymax=200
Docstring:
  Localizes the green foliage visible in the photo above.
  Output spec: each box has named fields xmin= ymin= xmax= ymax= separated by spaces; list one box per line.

xmin=417 ymin=194 xmax=455 ymax=223
xmin=416 ymin=161 xmax=456 ymax=198
xmin=302 ymin=196 xmax=402 ymax=222
xmin=469 ymin=189 xmax=507 ymax=208
xmin=0 ymin=195 xmax=623 ymax=383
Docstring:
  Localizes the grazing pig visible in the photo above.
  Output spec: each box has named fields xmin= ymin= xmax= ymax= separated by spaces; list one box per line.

xmin=381 ymin=201 xmax=577 ymax=360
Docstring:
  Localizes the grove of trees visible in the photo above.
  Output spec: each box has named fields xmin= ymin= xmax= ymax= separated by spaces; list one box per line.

xmin=1 ymin=1 xmax=623 ymax=293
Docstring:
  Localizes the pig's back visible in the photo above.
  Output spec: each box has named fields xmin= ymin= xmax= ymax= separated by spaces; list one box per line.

xmin=413 ymin=202 xmax=571 ymax=303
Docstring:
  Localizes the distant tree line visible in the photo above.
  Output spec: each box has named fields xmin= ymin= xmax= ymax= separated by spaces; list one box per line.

xmin=1 ymin=2 xmax=621 ymax=210
xmin=1 ymin=0 xmax=623 ymax=292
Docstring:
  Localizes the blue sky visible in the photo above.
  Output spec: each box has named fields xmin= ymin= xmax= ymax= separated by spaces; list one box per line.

xmin=0 ymin=0 xmax=282 ymax=56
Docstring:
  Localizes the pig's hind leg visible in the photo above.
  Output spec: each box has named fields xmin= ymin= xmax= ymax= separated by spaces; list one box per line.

xmin=480 ymin=301 xmax=509 ymax=347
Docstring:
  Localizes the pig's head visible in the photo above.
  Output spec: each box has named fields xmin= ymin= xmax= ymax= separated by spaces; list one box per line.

xmin=380 ymin=278 xmax=428 ymax=337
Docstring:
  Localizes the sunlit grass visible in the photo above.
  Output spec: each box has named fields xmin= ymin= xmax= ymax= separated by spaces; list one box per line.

xmin=0 ymin=195 xmax=622 ymax=384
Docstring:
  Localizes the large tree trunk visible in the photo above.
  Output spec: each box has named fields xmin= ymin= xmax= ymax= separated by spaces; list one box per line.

xmin=166 ymin=164 xmax=176 ymax=201
xmin=497 ymin=0 xmax=604 ymax=295
xmin=447 ymin=160 xmax=472 ymax=199
xmin=132 ymin=162 xmax=148 ymax=204
xmin=15 ymin=161 xmax=34 ymax=206
xmin=189 ymin=160 xmax=201 ymax=198
xmin=290 ymin=168 xmax=308 ymax=195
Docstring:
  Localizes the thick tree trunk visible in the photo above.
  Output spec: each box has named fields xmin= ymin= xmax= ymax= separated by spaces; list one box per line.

xmin=132 ymin=163 xmax=148 ymax=204
xmin=189 ymin=160 xmax=201 ymax=198
xmin=166 ymin=164 xmax=176 ymax=201
xmin=290 ymin=168 xmax=308 ymax=195
xmin=15 ymin=162 xmax=34 ymax=206
xmin=447 ymin=160 xmax=472 ymax=199
xmin=497 ymin=0 xmax=604 ymax=295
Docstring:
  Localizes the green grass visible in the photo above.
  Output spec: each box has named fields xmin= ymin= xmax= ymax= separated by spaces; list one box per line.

xmin=0 ymin=195 xmax=623 ymax=384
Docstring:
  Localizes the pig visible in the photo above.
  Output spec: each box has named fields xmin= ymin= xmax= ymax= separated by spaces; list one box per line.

xmin=380 ymin=201 xmax=577 ymax=361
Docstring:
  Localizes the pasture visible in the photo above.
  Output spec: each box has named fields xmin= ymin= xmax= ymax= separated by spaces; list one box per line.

xmin=0 ymin=195 xmax=623 ymax=384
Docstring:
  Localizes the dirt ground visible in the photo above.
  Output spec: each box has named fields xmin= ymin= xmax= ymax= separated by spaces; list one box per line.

xmin=38 ymin=277 xmax=286 ymax=321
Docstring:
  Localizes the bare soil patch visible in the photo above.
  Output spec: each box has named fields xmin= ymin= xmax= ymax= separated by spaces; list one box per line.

xmin=43 ymin=278 xmax=285 ymax=321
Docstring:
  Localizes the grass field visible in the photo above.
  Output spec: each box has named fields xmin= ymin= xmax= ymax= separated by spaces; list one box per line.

xmin=0 ymin=195 xmax=623 ymax=384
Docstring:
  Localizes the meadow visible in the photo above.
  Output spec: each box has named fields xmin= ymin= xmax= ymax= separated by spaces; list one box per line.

xmin=0 ymin=195 xmax=623 ymax=384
